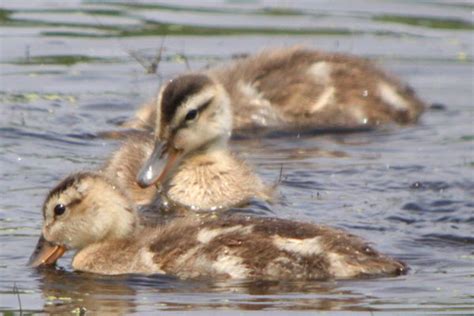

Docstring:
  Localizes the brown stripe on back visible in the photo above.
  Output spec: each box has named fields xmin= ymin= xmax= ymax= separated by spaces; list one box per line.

xmin=161 ymin=74 xmax=212 ymax=125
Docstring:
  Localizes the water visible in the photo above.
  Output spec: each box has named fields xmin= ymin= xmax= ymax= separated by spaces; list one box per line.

xmin=1 ymin=0 xmax=473 ymax=314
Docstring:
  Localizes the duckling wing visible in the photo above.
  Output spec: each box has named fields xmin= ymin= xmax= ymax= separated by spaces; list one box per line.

xmin=149 ymin=216 xmax=406 ymax=280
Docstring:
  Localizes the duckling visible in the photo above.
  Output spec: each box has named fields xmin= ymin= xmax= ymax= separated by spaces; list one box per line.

xmin=136 ymin=74 xmax=272 ymax=210
xmin=124 ymin=47 xmax=425 ymax=132
xmin=30 ymin=172 xmax=407 ymax=280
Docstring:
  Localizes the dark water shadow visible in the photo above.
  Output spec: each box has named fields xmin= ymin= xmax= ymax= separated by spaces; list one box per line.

xmin=91 ymin=124 xmax=377 ymax=142
xmin=231 ymin=125 xmax=377 ymax=141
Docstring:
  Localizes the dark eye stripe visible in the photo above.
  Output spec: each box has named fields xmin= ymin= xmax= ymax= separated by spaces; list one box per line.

xmin=67 ymin=198 xmax=82 ymax=208
xmin=51 ymin=198 xmax=82 ymax=219
xmin=185 ymin=109 xmax=198 ymax=121
xmin=161 ymin=74 xmax=212 ymax=125
xmin=172 ymin=97 xmax=214 ymax=134
xmin=196 ymin=97 xmax=213 ymax=114
xmin=43 ymin=172 xmax=92 ymax=219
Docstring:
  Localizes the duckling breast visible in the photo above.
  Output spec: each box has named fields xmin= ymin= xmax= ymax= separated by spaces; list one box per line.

xmin=164 ymin=152 xmax=268 ymax=210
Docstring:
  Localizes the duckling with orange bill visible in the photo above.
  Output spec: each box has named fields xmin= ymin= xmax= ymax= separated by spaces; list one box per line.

xmin=30 ymin=172 xmax=406 ymax=280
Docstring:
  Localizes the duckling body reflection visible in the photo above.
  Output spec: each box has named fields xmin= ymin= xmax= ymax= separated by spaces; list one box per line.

xmin=30 ymin=172 xmax=406 ymax=280
xmin=126 ymin=47 xmax=425 ymax=132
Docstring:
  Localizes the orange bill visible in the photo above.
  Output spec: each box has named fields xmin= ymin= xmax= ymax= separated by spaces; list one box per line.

xmin=28 ymin=234 xmax=67 ymax=267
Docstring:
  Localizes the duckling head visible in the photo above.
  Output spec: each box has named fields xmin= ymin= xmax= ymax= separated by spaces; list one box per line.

xmin=137 ymin=74 xmax=232 ymax=188
xmin=29 ymin=172 xmax=138 ymax=267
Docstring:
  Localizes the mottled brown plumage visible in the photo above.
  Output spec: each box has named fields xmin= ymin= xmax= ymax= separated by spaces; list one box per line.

xmin=31 ymin=172 xmax=407 ymax=280
xmin=124 ymin=47 xmax=425 ymax=132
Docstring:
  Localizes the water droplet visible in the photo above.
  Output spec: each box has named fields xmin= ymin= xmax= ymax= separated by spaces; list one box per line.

xmin=410 ymin=181 xmax=423 ymax=189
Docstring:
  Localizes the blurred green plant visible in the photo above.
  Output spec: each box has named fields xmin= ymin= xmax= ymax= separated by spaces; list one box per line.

xmin=374 ymin=15 xmax=473 ymax=30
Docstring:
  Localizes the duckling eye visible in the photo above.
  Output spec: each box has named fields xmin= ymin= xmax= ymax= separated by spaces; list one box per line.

xmin=185 ymin=109 xmax=198 ymax=121
xmin=54 ymin=204 xmax=66 ymax=216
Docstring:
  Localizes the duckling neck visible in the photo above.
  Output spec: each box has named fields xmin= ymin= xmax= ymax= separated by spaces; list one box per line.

xmin=177 ymin=138 xmax=234 ymax=176
xmin=188 ymin=137 xmax=230 ymax=159
xmin=109 ymin=207 xmax=140 ymax=240
xmin=98 ymin=196 xmax=141 ymax=242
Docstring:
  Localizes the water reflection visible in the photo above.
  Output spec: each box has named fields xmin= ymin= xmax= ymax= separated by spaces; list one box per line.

xmin=35 ymin=267 xmax=377 ymax=312
xmin=36 ymin=268 xmax=139 ymax=314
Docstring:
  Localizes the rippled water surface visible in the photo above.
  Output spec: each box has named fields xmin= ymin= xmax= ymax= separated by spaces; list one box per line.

xmin=1 ymin=0 xmax=473 ymax=314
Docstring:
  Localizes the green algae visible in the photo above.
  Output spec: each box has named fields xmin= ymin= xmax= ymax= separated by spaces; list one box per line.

xmin=118 ymin=22 xmax=353 ymax=37
xmin=13 ymin=55 xmax=114 ymax=66
xmin=374 ymin=15 xmax=473 ymax=30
